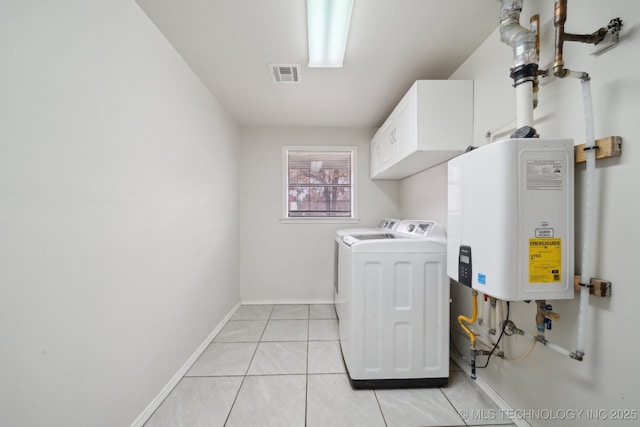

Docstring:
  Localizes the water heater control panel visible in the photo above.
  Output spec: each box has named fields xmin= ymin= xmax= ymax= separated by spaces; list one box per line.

xmin=458 ymin=245 xmax=472 ymax=287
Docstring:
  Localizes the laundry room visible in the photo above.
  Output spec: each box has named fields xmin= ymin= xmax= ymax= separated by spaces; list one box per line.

xmin=1 ymin=1 xmax=638 ymax=427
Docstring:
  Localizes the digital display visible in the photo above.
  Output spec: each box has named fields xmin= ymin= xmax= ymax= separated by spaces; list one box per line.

xmin=460 ymin=255 xmax=470 ymax=264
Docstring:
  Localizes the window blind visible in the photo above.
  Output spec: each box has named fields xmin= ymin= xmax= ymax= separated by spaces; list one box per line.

xmin=287 ymin=150 xmax=353 ymax=217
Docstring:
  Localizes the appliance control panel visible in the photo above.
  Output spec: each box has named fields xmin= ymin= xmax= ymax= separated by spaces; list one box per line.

xmin=377 ymin=219 xmax=400 ymax=231
xmin=398 ymin=221 xmax=433 ymax=236
xmin=458 ymin=245 xmax=472 ymax=287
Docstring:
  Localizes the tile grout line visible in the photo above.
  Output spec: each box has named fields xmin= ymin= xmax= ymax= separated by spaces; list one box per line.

xmin=438 ymin=383 xmax=470 ymax=427
xmin=372 ymin=389 xmax=389 ymax=427
xmin=222 ymin=304 xmax=274 ymax=426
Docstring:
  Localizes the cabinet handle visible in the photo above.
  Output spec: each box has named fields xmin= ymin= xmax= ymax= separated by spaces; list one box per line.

xmin=390 ymin=129 xmax=397 ymax=143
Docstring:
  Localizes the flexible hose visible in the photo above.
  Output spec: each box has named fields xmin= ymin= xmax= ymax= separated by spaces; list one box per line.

xmin=458 ymin=290 xmax=478 ymax=345
xmin=458 ymin=290 xmax=479 ymax=378
xmin=506 ymin=338 xmax=537 ymax=362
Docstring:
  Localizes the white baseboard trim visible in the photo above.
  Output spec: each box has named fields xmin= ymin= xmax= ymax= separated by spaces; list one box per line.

xmin=240 ymin=299 xmax=335 ymax=305
xmin=451 ymin=354 xmax=531 ymax=427
xmin=130 ymin=301 xmax=242 ymax=427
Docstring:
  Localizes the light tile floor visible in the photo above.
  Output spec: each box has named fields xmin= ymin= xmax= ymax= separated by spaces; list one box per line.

xmin=144 ymin=304 xmax=515 ymax=427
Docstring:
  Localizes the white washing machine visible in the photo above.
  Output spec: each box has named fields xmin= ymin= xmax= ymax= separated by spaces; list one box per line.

xmin=334 ymin=220 xmax=449 ymax=388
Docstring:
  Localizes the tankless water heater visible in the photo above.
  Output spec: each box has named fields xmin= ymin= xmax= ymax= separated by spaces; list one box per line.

xmin=447 ymin=138 xmax=574 ymax=301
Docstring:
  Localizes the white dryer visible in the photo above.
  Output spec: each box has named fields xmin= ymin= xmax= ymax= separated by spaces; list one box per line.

xmin=334 ymin=220 xmax=449 ymax=388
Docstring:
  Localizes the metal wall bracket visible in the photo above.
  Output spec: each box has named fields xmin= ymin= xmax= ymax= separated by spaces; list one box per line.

xmin=574 ymin=136 xmax=622 ymax=164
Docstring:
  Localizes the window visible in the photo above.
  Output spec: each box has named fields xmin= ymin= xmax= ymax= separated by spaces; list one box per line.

xmin=283 ymin=146 xmax=356 ymax=220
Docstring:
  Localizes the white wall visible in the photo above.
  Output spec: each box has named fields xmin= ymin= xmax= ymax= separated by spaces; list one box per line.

xmin=239 ymin=126 xmax=401 ymax=302
xmin=0 ymin=2 xmax=240 ymax=426
xmin=401 ymin=165 xmax=449 ymax=225
xmin=402 ymin=1 xmax=640 ymax=425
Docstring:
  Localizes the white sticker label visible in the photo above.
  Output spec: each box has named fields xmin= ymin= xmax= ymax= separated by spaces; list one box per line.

xmin=526 ymin=160 xmax=564 ymax=191
xmin=535 ymin=228 xmax=555 ymax=238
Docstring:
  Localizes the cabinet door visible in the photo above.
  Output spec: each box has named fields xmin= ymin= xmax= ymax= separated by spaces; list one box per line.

xmin=370 ymin=135 xmax=380 ymax=177
xmin=394 ymin=88 xmax=417 ymax=162
xmin=378 ymin=116 xmax=396 ymax=171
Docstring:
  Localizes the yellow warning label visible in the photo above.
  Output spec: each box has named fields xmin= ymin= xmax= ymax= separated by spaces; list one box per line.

xmin=529 ymin=238 xmax=562 ymax=283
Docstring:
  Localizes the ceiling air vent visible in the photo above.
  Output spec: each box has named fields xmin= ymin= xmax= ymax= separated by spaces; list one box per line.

xmin=269 ymin=64 xmax=301 ymax=83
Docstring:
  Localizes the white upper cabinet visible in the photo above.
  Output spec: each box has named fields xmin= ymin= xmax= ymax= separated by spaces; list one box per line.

xmin=370 ymin=80 xmax=473 ymax=179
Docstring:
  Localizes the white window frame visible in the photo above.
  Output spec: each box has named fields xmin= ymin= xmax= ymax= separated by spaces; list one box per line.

xmin=281 ymin=146 xmax=359 ymax=224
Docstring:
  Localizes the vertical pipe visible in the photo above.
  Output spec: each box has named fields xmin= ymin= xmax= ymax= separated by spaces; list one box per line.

xmin=515 ymin=83 xmax=534 ymax=129
xmin=500 ymin=0 xmax=538 ymax=134
xmin=550 ymin=0 xmax=602 ymax=360
xmin=530 ymin=14 xmax=541 ymax=109
xmin=536 ymin=300 xmax=547 ymax=340
xmin=489 ymin=297 xmax=497 ymax=335
xmin=575 ymin=77 xmax=597 ymax=359
xmin=554 ymin=0 xmax=568 ymax=77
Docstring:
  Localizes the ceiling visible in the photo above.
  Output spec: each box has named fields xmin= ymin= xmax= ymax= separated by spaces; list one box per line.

xmin=135 ymin=0 xmax=501 ymax=128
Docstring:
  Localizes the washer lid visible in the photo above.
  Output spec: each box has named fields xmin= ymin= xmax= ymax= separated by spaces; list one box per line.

xmin=348 ymin=238 xmax=446 ymax=253
xmin=342 ymin=233 xmax=395 ymax=247
xmin=350 ymin=233 xmax=395 ymax=240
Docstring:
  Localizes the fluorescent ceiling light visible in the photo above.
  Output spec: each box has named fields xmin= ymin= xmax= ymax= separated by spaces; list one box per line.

xmin=307 ymin=0 xmax=354 ymax=68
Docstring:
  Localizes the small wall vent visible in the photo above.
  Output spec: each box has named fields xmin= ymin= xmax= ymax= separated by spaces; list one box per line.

xmin=269 ymin=64 xmax=301 ymax=83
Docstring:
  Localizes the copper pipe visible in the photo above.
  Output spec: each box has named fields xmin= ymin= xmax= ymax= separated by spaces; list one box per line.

xmin=531 ymin=14 xmax=540 ymax=55
xmin=530 ymin=14 xmax=540 ymax=108
xmin=553 ymin=0 xmax=568 ymax=77
xmin=536 ymin=300 xmax=547 ymax=339
xmin=564 ymin=29 xmax=608 ymax=44
xmin=554 ymin=0 xmax=608 ymax=78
